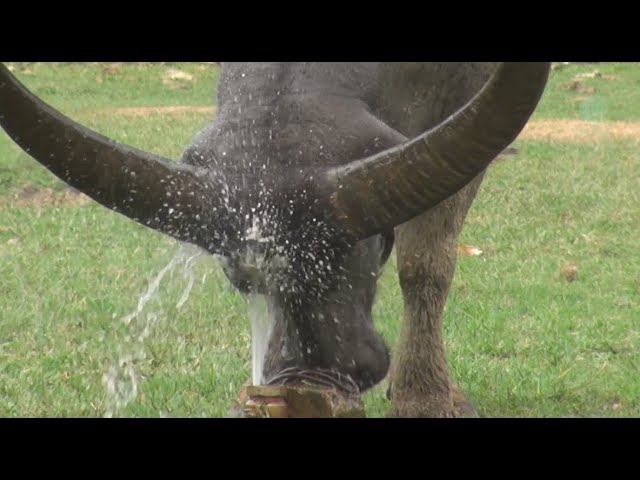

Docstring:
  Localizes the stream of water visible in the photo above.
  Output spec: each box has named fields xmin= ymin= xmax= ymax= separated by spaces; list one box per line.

xmin=247 ymin=293 xmax=275 ymax=385
xmin=102 ymin=243 xmax=203 ymax=418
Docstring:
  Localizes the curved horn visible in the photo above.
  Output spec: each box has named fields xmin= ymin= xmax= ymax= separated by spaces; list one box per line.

xmin=0 ymin=63 xmax=218 ymax=251
xmin=327 ymin=62 xmax=551 ymax=240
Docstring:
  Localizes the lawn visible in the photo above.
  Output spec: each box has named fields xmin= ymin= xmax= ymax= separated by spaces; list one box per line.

xmin=0 ymin=62 xmax=638 ymax=417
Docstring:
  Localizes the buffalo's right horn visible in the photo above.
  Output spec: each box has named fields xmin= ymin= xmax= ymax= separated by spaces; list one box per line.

xmin=0 ymin=63 xmax=223 ymax=253
xmin=327 ymin=62 xmax=551 ymax=240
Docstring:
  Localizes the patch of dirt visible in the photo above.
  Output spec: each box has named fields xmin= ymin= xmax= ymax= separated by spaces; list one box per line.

xmin=0 ymin=183 xmax=91 ymax=209
xmin=561 ymin=80 xmax=598 ymax=94
xmin=560 ymin=263 xmax=579 ymax=282
xmin=568 ymin=95 xmax=591 ymax=103
xmin=99 ymin=105 xmax=215 ymax=117
xmin=162 ymin=68 xmax=197 ymax=90
xmin=102 ymin=63 xmax=123 ymax=76
xmin=572 ymin=70 xmax=619 ymax=81
xmin=458 ymin=245 xmax=483 ymax=257
xmin=520 ymin=119 xmax=640 ymax=142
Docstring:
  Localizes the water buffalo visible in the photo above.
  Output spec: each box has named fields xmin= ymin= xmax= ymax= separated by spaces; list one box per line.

xmin=0 ymin=62 xmax=550 ymax=417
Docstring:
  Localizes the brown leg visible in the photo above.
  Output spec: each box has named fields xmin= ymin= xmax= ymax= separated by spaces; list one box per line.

xmin=388 ymin=174 xmax=484 ymax=418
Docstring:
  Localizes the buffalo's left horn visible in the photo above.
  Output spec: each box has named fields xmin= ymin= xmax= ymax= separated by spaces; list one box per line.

xmin=0 ymin=64 xmax=223 ymax=252
xmin=327 ymin=62 xmax=550 ymax=240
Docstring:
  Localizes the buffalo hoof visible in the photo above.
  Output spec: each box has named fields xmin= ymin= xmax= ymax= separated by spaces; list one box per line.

xmin=452 ymin=386 xmax=478 ymax=418
xmin=386 ymin=384 xmax=477 ymax=418
xmin=386 ymin=399 xmax=456 ymax=418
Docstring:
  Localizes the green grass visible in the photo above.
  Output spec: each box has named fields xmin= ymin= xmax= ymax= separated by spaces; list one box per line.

xmin=1 ymin=62 xmax=639 ymax=417
xmin=4 ymin=62 xmax=219 ymax=111
xmin=535 ymin=62 xmax=640 ymax=121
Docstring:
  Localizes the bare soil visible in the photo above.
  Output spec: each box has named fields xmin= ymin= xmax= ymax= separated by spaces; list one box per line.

xmin=98 ymin=105 xmax=215 ymax=117
xmin=519 ymin=119 xmax=640 ymax=142
xmin=0 ymin=184 xmax=91 ymax=209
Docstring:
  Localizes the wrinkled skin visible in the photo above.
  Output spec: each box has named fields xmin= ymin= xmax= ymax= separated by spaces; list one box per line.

xmin=185 ymin=63 xmax=497 ymax=413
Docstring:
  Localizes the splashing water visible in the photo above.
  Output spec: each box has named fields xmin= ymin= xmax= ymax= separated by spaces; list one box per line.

xmin=247 ymin=293 xmax=275 ymax=385
xmin=102 ymin=243 xmax=203 ymax=418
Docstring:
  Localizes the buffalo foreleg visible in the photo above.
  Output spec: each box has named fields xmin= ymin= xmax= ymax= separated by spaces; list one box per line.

xmin=388 ymin=173 xmax=485 ymax=417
